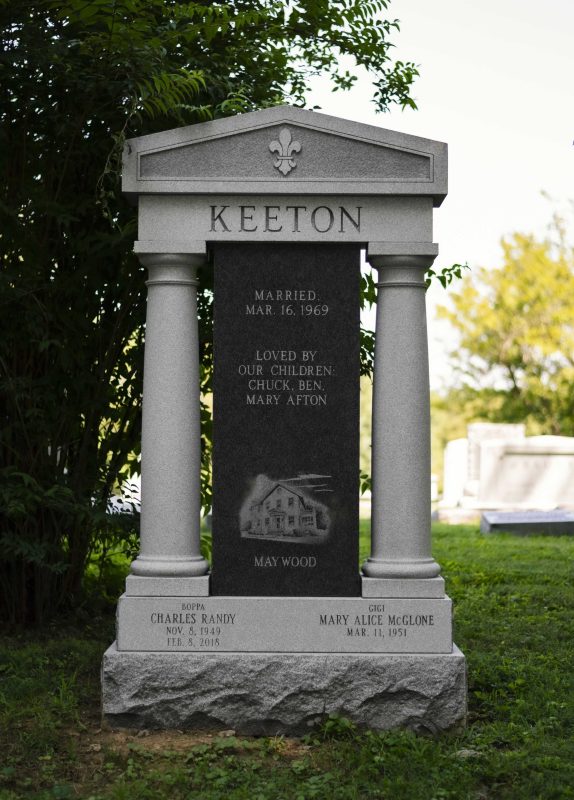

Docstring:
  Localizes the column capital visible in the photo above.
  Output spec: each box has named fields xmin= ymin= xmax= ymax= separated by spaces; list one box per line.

xmin=136 ymin=250 xmax=207 ymax=287
xmin=134 ymin=240 xmax=207 ymax=270
xmin=366 ymin=242 xmax=438 ymax=272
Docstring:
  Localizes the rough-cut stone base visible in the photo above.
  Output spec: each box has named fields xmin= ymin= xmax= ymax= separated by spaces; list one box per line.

xmin=102 ymin=643 xmax=466 ymax=735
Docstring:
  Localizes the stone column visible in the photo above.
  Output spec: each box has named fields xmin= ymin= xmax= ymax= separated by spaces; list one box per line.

xmin=127 ymin=252 xmax=209 ymax=595
xmin=362 ymin=245 xmax=443 ymax=597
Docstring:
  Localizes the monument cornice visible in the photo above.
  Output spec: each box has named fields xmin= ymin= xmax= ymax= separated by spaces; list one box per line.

xmin=122 ymin=105 xmax=447 ymax=205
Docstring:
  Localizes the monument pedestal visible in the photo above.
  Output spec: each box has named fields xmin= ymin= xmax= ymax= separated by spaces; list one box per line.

xmin=102 ymin=644 xmax=466 ymax=735
xmin=103 ymin=590 xmax=467 ymax=734
xmin=114 ymin=593 xmax=454 ymax=652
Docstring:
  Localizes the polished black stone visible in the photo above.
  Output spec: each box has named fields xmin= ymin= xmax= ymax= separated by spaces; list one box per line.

xmin=211 ymin=243 xmax=360 ymax=596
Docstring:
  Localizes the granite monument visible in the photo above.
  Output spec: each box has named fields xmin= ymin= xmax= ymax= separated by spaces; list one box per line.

xmin=102 ymin=106 xmax=467 ymax=734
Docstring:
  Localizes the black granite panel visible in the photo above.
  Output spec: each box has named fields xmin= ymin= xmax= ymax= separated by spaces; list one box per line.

xmin=211 ymin=243 xmax=360 ymax=596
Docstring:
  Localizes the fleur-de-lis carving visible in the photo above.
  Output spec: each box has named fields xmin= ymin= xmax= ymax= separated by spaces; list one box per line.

xmin=269 ymin=127 xmax=301 ymax=176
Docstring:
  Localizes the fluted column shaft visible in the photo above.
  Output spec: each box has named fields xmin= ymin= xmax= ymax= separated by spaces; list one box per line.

xmin=130 ymin=253 xmax=208 ymax=578
xmin=363 ymin=254 xmax=440 ymax=580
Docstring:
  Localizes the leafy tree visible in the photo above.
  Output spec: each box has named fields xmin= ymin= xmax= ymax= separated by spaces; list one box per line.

xmin=437 ymin=215 xmax=574 ymax=436
xmin=358 ymin=263 xmax=470 ymax=495
xmin=1 ymin=0 xmax=420 ymax=624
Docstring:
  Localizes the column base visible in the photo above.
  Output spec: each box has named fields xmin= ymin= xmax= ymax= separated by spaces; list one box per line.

xmin=362 ymin=576 xmax=445 ymax=598
xmin=125 ymin=575 xmax=210 ymax=597
xmin=362 ymin=557 xmax=441 ymax=579
xmin=102 ymin=644 xmax=467 ymax=735
xmin=130 ymin=555 xmax=209 ymax=578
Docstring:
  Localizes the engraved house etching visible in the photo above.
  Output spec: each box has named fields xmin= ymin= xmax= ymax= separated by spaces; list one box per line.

xmin=240 ymin=474 xmax=331 ymax=543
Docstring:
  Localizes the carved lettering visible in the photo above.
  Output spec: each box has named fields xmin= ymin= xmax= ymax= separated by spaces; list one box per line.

xmin=387 ymin=614 xmax=434 ymax=626
xmin=285 ymin=205 xmax=307 ymax=232
xmin=210 ymin=205 xmax=230 ymax=231
xmin=311 ymin=205 xmax=334 ymax=233
xmin=207 ymin=205 xmax=361 ymax=234
xmin=264 ymin=205 xmax=283 ymax=232
xmin=319 ymin=614 xmax=350 ymax=626
xmin=240 ymin=205 xmax=257 ymax=232
xmin=340 ymin=206 xmax=361 ymax=232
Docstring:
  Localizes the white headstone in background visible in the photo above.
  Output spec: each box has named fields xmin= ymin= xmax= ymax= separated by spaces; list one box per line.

xmin=466 ymin=423 xmax=525 ymax=495
xmin=431 ymin=473 xmax=439 ymax=503
xmin=442 ymin=439 xmax=469 ymax=507
xmin=478 ymin=435 xmax=574 ymax=509
xmin=442 ymin=425 xmax=574 ymax=510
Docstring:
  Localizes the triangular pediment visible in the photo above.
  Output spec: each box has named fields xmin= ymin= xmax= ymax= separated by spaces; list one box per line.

xmin=123 ymin=106 xmax=447 ymax=205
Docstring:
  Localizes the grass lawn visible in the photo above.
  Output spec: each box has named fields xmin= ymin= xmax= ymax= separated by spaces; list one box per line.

xmin=1 ymin=523 xmax=573 ymax=799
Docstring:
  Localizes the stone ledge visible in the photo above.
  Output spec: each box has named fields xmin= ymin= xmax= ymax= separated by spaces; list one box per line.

xmin=361 ymin=576 xmax=445 ymax=598
xmin=116 ymin=595 xmax=453 ymax=653
xmin=102 ymin=644 xmax=466 ymax=736
xmin=125 ymin=575 xmax=210 ymax=596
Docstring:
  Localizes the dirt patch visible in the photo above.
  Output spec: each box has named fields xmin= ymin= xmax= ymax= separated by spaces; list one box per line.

xmin=74 ymin=715 xmax=311 ymax=761
xmin=94 ymin=727 xmax=219 ymax=755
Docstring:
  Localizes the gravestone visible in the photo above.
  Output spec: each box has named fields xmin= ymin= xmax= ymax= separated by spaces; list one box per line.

xmin=212 ymin=242 xmax=360 ymax=597
xmin=481 ymin=510 xmax=574 ymax=536
xmin=102 ymin=106 xmax=467 ymax=734
xmin=440 ymin=425 xmax=574 ymax=511
xmin=477 ymin=435 xmax=574 ymax=508
xmin=467 ymin=423 xmax=526 ymax=485
xmin=442 ymin=438 xmax=469 ymax=507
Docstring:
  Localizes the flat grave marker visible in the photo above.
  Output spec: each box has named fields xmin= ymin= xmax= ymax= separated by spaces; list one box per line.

xmin=481 ymin=510 xmax=574 ymax=536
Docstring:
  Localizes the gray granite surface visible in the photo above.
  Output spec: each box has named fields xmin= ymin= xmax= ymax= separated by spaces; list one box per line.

xmin=116 ymin=595 xmax=453 ymax=653
xmin=122 ymin=105 xmax=447 ymax=203
xmin=102 ymin=644 xmax=466 ymax=735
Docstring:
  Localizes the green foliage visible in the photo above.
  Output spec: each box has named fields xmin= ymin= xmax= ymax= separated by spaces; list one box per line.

xmin=0 ymin=0 xmax=466 ymax=625
xmin=359 ymin=469 xmax=372 ymax=497
xmin=311 ymin=713 xmax=358 ymax=741
xmin=0 ymin=0 xmax=418 ymax=624
xmin=360 ymin=271 xmax=377 ymax=380
xmin=359 ymin=263 xmax=469 ymax=492
xmin=2 ymin=526 xmax=574 ymax=798
xmin=437 ymin=215 xmax=574 ymax=434
xmin=425 ymin=262 xmax=470 ymax=289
